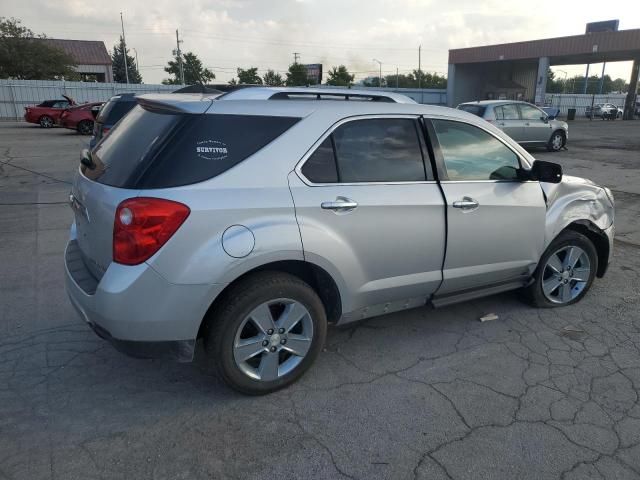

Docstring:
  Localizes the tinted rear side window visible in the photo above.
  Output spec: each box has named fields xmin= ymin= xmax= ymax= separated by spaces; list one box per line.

xmin=301 ymin=137 xmax=339 ymax=183
xmin=458 ymin=104 xmax=486 ymax=117
xmin=333 ymin=118 xmax=426 ymax=183
xmin=87 ymin=106 xmax=300 ymax=188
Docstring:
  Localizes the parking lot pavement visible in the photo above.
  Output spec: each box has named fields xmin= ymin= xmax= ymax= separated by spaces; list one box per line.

xmin=1 ymin=121 xmax=640 ymax=480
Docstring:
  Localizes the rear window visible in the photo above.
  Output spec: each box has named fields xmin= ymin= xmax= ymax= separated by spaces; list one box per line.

xmin=96 ymin=98 xmax=137 ymax=124
xmin=458 ymin=104 xmax=486 ymax=117
xmin=86 ymin=106 xmax=300 ymax=188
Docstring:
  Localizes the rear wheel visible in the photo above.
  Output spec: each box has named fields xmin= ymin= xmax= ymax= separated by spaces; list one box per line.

xmin=77 ymin=120 xmax=93 ymax=135
xmin=39 ymin=115 xmax=53 ymax=128
xmin=205 ymin=272 xmax=327 ymax=395
xmin=522 ymin=230 xmax=597 ymax=307
xmin=547 ymin=131 xmax=565 ymax=152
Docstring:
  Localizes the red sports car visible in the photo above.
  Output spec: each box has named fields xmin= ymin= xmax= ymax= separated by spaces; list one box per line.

xmin=58 ymin=102 xmax=104 ymax=135
xmin=24 ymin=95 xmax=76 ymax=128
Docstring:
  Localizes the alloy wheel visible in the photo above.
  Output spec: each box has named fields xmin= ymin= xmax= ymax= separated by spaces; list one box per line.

xmin=233 ymin=298 xmax=313 ymax=382
xmin=541 ymin=246 xmax=591 ymax=304
xmin=40 ymin=116 xmax=53 ymax=128
xmin=551 ymin=133 xmax=563 ymax=150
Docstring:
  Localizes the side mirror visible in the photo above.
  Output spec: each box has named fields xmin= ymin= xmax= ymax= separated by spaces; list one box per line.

xmin=529 ymin=160 xmax=562 ymax=184
xmin=541 ymin=115 xmax=550 ymax=123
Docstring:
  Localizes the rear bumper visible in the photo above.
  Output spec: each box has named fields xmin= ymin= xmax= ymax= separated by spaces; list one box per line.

xmin=64 ymin=238 xmax=225 ymax=362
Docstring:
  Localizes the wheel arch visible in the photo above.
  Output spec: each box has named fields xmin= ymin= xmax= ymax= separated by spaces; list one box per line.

xmin=197 ymin=259 xmax=343 ymax=340
xmin=561 ymin=220 xmax=609 ymax=277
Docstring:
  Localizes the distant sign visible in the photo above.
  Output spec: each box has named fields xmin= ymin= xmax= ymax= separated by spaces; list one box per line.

xmin=304 ymin=64 xmax=323 ymax=85
xmin=585 ymin=20 xmax=619 ymax=34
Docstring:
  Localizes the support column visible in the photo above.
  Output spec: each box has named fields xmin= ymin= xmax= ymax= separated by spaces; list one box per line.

xmin=623 ymin=58 xmax=639 ymax=120
xmin=534 ymin=57 xmax=549 ymax=106
xmin=446 ymin=63 xmax=456 ymax=107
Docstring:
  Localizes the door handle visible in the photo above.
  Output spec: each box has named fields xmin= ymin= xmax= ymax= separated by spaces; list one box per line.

xmin=452 ymin=197 xmax=479 ymax=211
xmin=321 ymin=196 xmax=358 ymax=212
xmin=524 ymin=122 xmax=530 ymax=126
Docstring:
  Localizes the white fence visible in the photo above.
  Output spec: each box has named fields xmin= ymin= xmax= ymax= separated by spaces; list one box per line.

xmin=544 ymin=93 xmax=628 ymax=117
xmin=0 ymin=79 xmax=448 ymax=120
xmin=0 ymin=79 xmax=179 ymax=120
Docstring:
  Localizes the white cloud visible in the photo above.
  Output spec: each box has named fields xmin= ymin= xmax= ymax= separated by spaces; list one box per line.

xmin=2 ymin=0 xmax=639 ymax=83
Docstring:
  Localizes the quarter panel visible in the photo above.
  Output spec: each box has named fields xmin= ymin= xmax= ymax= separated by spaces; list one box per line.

xmin=145 ymin=185 xmax=304 ymax=285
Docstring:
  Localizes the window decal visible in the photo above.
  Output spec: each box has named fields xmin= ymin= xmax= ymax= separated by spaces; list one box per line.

xmin=196 ymin=140 xmax=229 ymax=160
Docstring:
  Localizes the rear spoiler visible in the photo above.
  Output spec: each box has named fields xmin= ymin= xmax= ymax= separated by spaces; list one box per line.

xmin=136 ymin=94 xmax=215 ymax=115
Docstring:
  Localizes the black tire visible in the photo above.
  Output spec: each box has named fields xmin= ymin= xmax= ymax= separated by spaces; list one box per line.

xmin=546 ymin=130 xmax=565 ymax=152
xmin=39 ymin=115 xmax=53 ymax=128
xmin=77 ymin=120 xmax=93 ymax=135
xmin=205 ymin=271 xmax=327 ymax=395
xmin=522 ymin=230 xmax=598 ymax=308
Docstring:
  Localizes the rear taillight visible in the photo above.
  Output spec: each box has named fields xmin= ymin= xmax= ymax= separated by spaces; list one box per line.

xmin=113 ymin=198 xmax=190 ymax=265
xmin=102 ymin=127 xmax=110 ymax=136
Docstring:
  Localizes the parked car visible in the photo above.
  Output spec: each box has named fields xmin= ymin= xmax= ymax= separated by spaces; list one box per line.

xmin=24 ymin=95 xmax=75 ymax=127
xmin=585 ymin=103 xmax=622 ymax=119
xmin=457 ymin=100 xmax=569 ymax=151
xmin=65 ymin=87 xmax=614 ymax=394
xmin=89 ymin=93 xmax=137 ymax=148
xmin=58 ymin=102 xmax=104 ymax=135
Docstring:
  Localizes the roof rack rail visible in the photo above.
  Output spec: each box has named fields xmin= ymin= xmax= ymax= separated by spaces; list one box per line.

xmin=268 ymin=91 xmax=395 ymax=102
xmin=216 ymin=87 xmax=417 ymax=104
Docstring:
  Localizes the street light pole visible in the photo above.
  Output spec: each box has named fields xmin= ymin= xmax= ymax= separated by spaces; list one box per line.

xmin=120 ymin=12 xmax=129 ymax=84
xmin=373 ymin=58 xmax=382 ymax=87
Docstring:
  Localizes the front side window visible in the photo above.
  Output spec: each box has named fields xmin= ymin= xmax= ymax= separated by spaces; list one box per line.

xmin=432 ymin=120 xmax=521 ymax=181
xmin=519 ymin=104 xmax=544 ymax=120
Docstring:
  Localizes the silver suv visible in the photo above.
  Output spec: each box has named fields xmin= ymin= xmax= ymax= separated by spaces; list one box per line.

xmin=65 ymin=87 xmax=614 ymax=394
xmin=457 ymin=100 xmax=569 ymax=152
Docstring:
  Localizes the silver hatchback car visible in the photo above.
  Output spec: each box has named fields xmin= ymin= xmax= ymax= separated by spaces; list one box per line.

xmin=65 ymin=87 xmax=614 ymax=394
xmin=457 ymin=100 xmax=569 ymax=152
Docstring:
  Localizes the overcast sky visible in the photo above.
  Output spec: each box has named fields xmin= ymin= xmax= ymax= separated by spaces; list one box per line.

xmin=4 ymin=0 xmax=640 ymax=85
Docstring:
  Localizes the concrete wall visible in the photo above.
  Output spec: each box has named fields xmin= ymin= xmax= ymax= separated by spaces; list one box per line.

xmin=447 ymin=60 xmax=539 ymax=106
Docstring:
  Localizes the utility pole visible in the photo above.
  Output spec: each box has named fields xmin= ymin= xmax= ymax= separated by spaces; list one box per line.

xmin=175 ymin=29 xmax=185 ymax=85
xmin=120 ymin=12 xmax=129 ymax=84
xmin=418 ymin=45 xmax=422 ymax=90
xmin=293 ymin=52 xmax=300 ymax=64
xmin=133 ymin=48 xmax=139 ymax=72
xmin=373 ymin=59 xmax=382 ymax=87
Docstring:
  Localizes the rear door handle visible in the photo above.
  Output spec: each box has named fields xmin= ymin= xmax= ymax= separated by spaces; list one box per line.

xmin=452 ymin=197 xmax=479 ymax=211
xmin=321 ymin=196 xmax=358 ymax=212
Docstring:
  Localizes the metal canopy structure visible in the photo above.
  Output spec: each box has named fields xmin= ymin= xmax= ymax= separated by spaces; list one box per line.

xmin=447 ymin=28 xmax=640 ymax=119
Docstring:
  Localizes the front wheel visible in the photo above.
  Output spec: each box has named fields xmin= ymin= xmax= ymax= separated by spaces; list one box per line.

xmin=205 ymin=272 xmax=327 ymax=395
xmin=77 ymin=120 xmax=93 ymax=135
xmin=522 ymin=230 xmax=597 ymax=308
xmin=547 ymin=131 xmax=565 ymax=152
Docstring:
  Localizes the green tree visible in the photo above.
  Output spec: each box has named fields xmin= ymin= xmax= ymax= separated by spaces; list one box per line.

xmin=410 ymin=69 xmax=447 ymax=89
xmin=363 ymin=76 xmax=384 ymax=87
xmin=111 ymin=36 xmax=142 ymax=84
xmin=262 ymin=69 xmax=284 ymax=86
xmin=326 ymin=65 xmax=354 ymax=87
xmin=285 ymin=62 xmax=308 ymax=86
xmin=0 ymin=17 xmax=76 ymax=80
xmin=163 ymin=51 xmax=214 ymax=85
xmin=235 ymin=67 xmax=262 ymax=84
xmin=384 ymin=73 xmax=414 ymax=88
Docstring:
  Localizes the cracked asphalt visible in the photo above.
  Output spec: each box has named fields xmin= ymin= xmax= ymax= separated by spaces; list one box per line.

xmin=1 ymin=119 xmax=639 ymax=480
